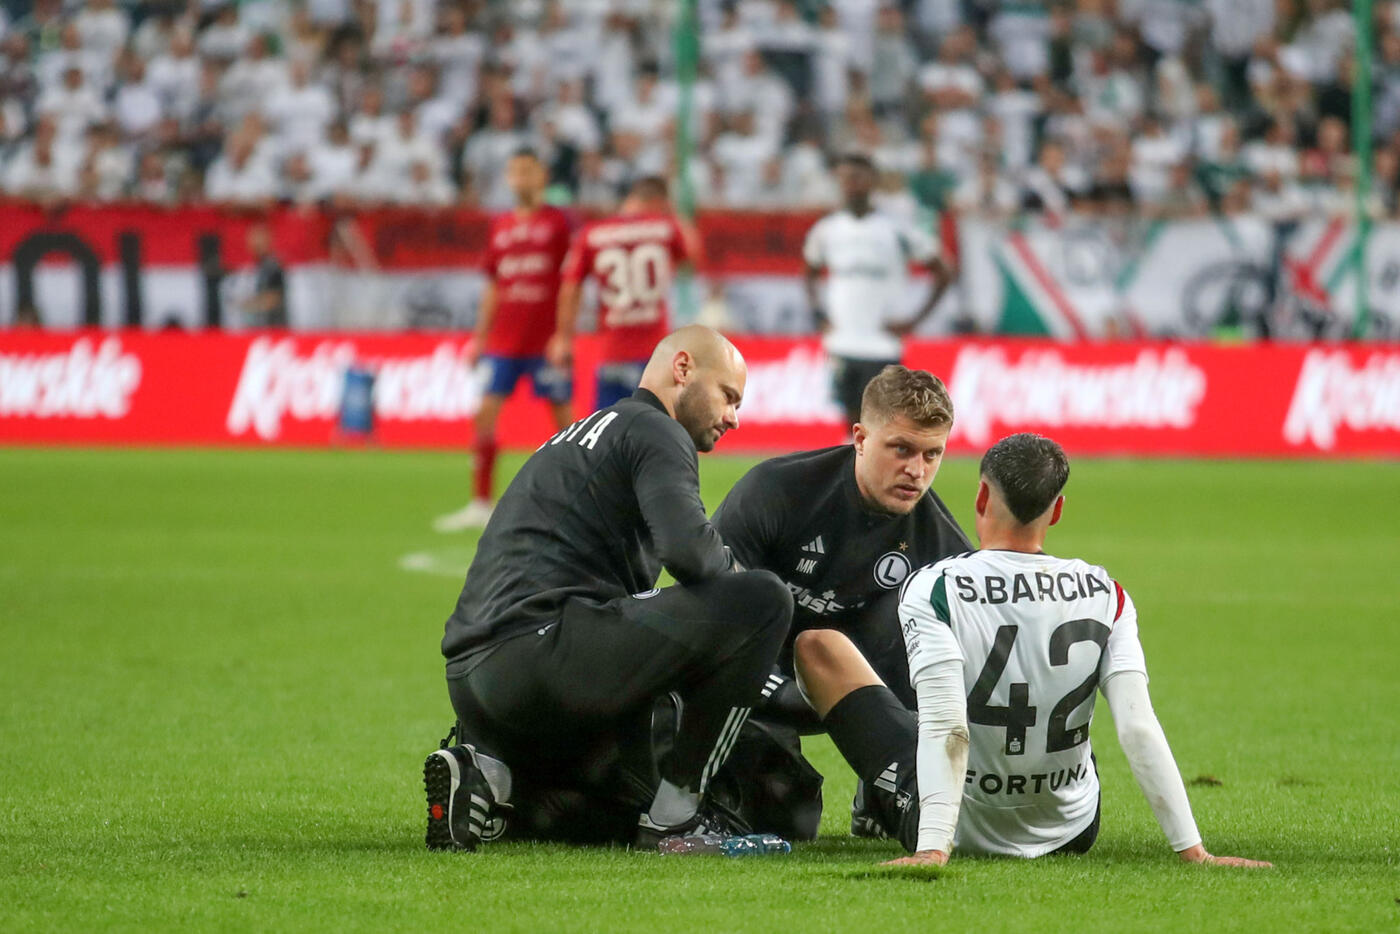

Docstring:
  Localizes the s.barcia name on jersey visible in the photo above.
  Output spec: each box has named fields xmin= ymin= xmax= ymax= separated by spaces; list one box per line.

xmin=951 ymin=569 xmax=1112 ymax=606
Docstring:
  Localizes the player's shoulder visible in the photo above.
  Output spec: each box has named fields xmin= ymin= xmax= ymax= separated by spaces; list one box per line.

xmin=743 ymin=444 xmax=851 ymax=483
xmin=541 ymin=204 xmax=574 ymax=228
xmin=614 ymin=394 xmax=694 ymax=447
xmin=920 ymin=549 xmax=994 ymax=581
xmin=902 ymin=551 xmax=972 ymax=593
xmin=899 ymin=554 xmax=972 ymax=621
xmin=1060 ymin=555 xmax=1129 ymax=616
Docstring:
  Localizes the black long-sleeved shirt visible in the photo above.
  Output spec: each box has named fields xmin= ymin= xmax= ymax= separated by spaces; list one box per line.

xmin=712 ymin=445 xmax=971 ymax=632
xmin=441 ymin=389 xmax=732 ymax=662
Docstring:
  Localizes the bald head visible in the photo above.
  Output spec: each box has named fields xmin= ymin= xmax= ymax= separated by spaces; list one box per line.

xmin=639 ymin=325 xmax=746 ymax=452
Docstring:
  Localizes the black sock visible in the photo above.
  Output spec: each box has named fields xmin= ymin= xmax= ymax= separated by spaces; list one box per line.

xmin=822 ymin=684 xmax=917 ymax=782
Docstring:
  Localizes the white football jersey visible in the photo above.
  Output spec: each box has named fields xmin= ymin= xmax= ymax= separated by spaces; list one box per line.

xmin=802 ymin=209 xmax=939 ymax=361
xmin=901 ymin=549 xmax=1147 ymax=857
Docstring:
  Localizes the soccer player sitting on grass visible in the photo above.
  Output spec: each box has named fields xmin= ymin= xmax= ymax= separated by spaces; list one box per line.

xmin=793 ymin=433 xmax=1272 ymax=868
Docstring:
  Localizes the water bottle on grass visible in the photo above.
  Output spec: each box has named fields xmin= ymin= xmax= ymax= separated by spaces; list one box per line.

xmin=657 ymin=833 xmax=791 ymax=857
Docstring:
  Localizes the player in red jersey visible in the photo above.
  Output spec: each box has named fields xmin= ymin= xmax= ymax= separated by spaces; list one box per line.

xmin=435 ymin=149 xmax=575 ymax=532
xmin=549 ymin=176 xmax=701 ymax=409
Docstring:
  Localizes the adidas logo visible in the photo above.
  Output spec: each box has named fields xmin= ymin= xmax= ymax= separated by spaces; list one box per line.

xmin=874 ymin=761 xmax=899 ymax=794
xmin=802 ymin=535 xmax=826 ymax=555
xmin=760 ymin=673 xmax=786 ymax=699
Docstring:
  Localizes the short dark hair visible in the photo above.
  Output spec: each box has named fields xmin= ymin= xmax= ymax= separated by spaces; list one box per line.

xmin=629 ymin=175 xmax=669 ymax=201
xmin=509 ymin=146 xmax=540 ymax=162
xmin=837 ymin=152 xmax=876 ymax=173
xmin=979 ymin=433 xmax=1070 ymax=525
xmin=860 ymin=365 xmax=953 ymax=429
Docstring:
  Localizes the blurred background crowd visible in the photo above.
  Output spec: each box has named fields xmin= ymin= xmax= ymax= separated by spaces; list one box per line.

xmin=0 ymin=0 xmax=1394 ymax=221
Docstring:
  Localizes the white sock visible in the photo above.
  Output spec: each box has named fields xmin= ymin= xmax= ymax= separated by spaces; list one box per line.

xmin=473 ymin=751 xmax=512 ymax=805
xmin=647 ymin=778 xmax=700 ymax=828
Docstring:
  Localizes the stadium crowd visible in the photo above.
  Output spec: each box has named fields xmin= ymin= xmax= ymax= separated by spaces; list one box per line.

xmin=0 ymin=0 xmax=1396 ymax=220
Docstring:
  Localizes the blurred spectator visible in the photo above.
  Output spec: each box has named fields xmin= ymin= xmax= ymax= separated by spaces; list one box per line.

xmin=433 ymin=2 xmax=486 ymax=104
xmin=37 ymin=23 xmax=108 ymax=94
xmin=462 ymin=92 xmax=530 ymax=210
xmin=987 ymin=69 xmax=1042 ymax=172
xmin=397 ymin=158 xmax=456 ymax=205
xmin=1129 ymin=115 xmax=1189 ymax=206
xmin=1 ymin=33 xmax=37 ymax=104
xmin=36 ymin=64 xmax=108 ymax=148
xmin=76 ymin=122 xmax=132 ymax=201
xmin=531 ymin=79 xmax=601 ymax=156
xmin=240 ymin=223 xmax=288 ymax=327
xmin=349 ymin=82 xmax=392 ymax=148
xmin=1243 ymin=117 xmax=1300 ymax=179
xmin=1023 ymin=136 xmax=1091 ymax=216
xmin=868 ymin=5 xmax=918 ymax=119
xmin=198 ymin=5 xmax=249 ymax=62
xmin=989 ymin=0 xmax=1051 ymax=80
xmin=712 ymin=109 xmax=779 ymax=206
xmin=15 ymin=0 xmax=65 ymax=59
xmin=954 ymin=148 xmax=1021 ymax=217
xmin=812 ymin=6 xmax=852 ymax=119
xmin=0 ymin=0 xmax=1391 ymax=220
xmin=130 ymin=4 xmax=180 ymax=61
xmin=148 ymin=30 xmax=202 ymax=124
xmin=112 ymin=52 xmax=162 ymax=142
xmin=3 ymin=115 xmax=78 ymax=200
xmin=72 ymin=0 xmax=129 ymax=68
xmin=205 ymin=133 xmax=277 ymax=205
xmin=266 ymin=59 xmax=336 ymax=152
xmin=377 ymin=110 xmax=446 ymax=187
xmin=305 ymin=120 xmax=358 ymax=201
xmin=133 ymin=149 xmax=178 ymax=204
xmin=720 ymin=49 xmax=793 ymax=143
xmin=220 ymin=34 xmax=288 ymax=124
xmin=918 ymin=27 xmax=983 ymax=161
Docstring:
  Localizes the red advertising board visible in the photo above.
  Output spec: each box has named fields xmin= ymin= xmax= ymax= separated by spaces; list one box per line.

xmin=0 ymin=330 xmax=1397 ymax=456
xmin=0 ymin=201 xmax=821 ymax=273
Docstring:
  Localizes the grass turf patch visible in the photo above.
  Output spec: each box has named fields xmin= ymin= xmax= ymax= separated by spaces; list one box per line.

xmin=1 ymin=448 xmax=1397 ymax=932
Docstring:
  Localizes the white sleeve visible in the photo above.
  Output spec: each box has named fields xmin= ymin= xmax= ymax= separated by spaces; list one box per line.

xmin=801 ymin=217 xmax=826 ymax=267
xmin=913 ymin=657 xmax=968 ymax=853
xmin=1100 ymin=586 xmax=1148 ymax=682
xmin=1101 ymin=670 xmax=1202 ymax=852
xmin=901 ymin=568 xmax=962 ymax=682
xmin=901 ymin=568 xmax=969 ymax=854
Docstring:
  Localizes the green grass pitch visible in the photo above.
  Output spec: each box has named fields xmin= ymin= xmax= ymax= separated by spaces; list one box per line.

xmin=2 ymin=447 xmax=1397 ymax=932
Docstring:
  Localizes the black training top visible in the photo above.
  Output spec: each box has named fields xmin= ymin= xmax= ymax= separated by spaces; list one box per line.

xmin=441 ymin=389 xmax=733 ymax=662
xmin=712 ymin=445 xmax=971 ymax=631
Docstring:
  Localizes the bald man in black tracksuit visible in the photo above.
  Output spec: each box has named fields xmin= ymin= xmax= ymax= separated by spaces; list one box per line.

xmin=425 ymin=327 xmax=793 ymax=851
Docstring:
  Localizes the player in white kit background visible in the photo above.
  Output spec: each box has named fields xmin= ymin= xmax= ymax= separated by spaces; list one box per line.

xmin=793 ymin=433 xmax=1271 ymax=868
xmin=802 ymin=153 xmax=955 ymax=428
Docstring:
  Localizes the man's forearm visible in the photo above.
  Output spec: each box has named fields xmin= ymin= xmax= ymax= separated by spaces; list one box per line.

xmin=803 ymin=266 xmax=826 ymax=327
xmin=911 ymin=258 xmax=953 ymax=324
xmin=474 ymin=281 xmax=497 ymax=344
xmin=913 ymin=659 xmax=969 ymax=854
xmin=554 ymin=283 xmax=580 ymax=338
xmin=1102 ymin=671 xmax=1202 ymax=852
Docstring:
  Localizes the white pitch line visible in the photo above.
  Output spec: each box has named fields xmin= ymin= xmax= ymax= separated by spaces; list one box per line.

xmin=397 ymin=549 xmax=475 ymax=578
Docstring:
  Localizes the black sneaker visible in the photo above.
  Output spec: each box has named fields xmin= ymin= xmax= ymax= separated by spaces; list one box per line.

xmin=634 ymin=801 xmax=742 ymax=851
xmin=424 ymin=745 xmax=500 ymax=851
xmin=850 ymin=780 xmax=888 ymax=839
